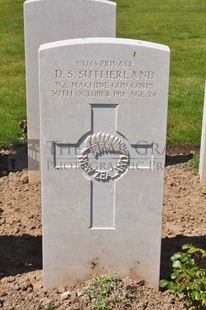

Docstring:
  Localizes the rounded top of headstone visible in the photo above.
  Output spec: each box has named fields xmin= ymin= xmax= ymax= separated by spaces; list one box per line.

xmin=39 ymin=37 xmax=170 ymax=53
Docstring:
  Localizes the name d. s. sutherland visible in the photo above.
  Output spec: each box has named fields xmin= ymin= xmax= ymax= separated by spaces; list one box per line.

xmin=55 ymin=69 xmax=155 ymax=80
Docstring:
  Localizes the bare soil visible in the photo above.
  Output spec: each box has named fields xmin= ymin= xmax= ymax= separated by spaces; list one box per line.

xmin=0 ymin=150 xmax=206 ymax=309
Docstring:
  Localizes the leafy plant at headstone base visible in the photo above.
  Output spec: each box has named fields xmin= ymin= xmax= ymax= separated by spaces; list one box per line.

xmin=188 ymin=152 xmax=200 ymax=175
xmin=160 ymin=244 xmax=206 ymax=309
xmin=10 ymin=120 xmax=27 ymax=153
xmin=45 ymin=302 xmax=58 ymax=310
xmin=83 ymin=274 xmax=134 ymax=310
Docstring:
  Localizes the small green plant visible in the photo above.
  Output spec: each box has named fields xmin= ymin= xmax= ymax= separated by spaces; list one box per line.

xmin=83 ymin=274 xmax=133 ymax=310
xmin=10 ymin=120 xmax=27 ymax=152
xmin=17 ymin=120 xmax=27 ymax=141
xmin=46 ymin=302 xmax=57 ymax=310
xmin=160 ymin=244 xmax=206 ymax=309
xmin=189 ymin=153 xmax=200 ymax=175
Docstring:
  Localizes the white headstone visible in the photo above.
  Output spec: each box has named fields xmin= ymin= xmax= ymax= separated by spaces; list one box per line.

xmin=39 ymin=38 xmax=170 ymax=289
xmin=199 ymin=80 xmax=206 ymax=181
xmin=24 ymin=0 xmax=116 ymax=183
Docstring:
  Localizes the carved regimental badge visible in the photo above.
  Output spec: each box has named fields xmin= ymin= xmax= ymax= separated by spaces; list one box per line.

xmin=78 ymin=133 xmax=129 ymax=181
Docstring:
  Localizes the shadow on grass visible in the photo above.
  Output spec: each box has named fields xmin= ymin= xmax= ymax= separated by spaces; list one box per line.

xmin=0 ymin=151 xmax=28 ymax=177
xmin=0 ymin=234 xmax=42 ymax=278
xmin=166 ymin=153 xmax=193 ymax=166
xmin=160 ymin=234 xmax=206 ymax=280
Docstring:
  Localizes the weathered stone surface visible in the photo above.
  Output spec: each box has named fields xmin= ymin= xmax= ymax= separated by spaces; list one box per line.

xmin=39 ymin=38 xmax=170 ymax=289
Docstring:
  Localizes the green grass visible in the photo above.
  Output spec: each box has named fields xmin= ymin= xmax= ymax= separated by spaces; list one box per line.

xmin=115 ymin=0 xmax=206 ymax=146
xmin=0 ymin=0 xmax=26 ymax=146
xmin=0 ymin=0 xmax=206 ymax=147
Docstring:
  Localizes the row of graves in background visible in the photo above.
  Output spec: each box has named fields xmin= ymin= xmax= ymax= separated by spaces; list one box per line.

xmin=24 ymin=0 xmax=170 ymax=290
xmin=24 ymin=0 xmax=116 ymax=183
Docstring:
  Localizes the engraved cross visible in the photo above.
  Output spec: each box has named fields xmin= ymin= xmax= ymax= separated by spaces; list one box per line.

xmin=52 ymin=104 xmax=154 ymax=229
